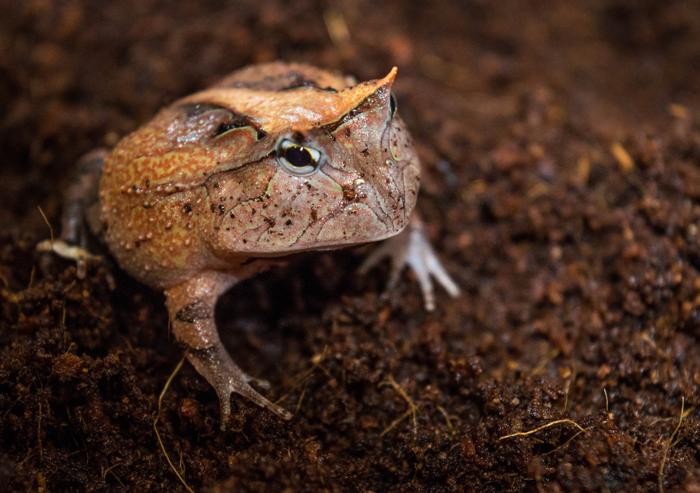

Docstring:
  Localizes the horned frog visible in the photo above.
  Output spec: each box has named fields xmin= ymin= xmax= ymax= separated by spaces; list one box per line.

xmin=40 ymin=62 xmax=459 ymax=426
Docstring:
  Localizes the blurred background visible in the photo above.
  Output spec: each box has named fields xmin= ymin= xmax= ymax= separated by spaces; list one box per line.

xmin=1 ymin=1 xmax=699 ymax=491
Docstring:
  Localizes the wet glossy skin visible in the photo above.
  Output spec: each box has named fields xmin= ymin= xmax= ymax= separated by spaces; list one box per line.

xmin=99 ymin=63 xmax=419 ymax=289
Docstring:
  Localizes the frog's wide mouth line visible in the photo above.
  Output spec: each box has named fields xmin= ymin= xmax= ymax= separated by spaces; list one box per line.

xmin=218 ymin=224 xmax=407 ymax=257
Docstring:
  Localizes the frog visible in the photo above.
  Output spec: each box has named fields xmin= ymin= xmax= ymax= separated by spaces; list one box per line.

xmin=39 ymin=62 xmax=460 ymax=426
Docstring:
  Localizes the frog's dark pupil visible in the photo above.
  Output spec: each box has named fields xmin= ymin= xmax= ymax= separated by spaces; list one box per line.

xmin=389 ymin=93 xmax=397 ymax=118
xmin=285 ymin=146 xmax=313 ymax=167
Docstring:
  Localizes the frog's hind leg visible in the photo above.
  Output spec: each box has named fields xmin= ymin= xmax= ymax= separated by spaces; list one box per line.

xmin=165 ymin=271 xmax=292 ymax=429
xmin=37 ymin=149 xmax=107 ymax=277
xmin=359 ymin=214 xmax=460 ymax=311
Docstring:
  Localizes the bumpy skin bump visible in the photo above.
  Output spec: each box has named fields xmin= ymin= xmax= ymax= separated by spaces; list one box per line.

xmin=96 ymin=62 xmax=451 ymax=426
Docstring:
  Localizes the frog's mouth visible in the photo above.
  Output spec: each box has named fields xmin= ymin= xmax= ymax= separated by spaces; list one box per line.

xmin=220 ymin=199 xmax=411 ymax=258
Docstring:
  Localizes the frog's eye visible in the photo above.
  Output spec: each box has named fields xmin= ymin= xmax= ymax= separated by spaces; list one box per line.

xmin=275 ymin=138 xmax=324 ymax=175
xmin=389 ymin=92 xmax=398 ymax=119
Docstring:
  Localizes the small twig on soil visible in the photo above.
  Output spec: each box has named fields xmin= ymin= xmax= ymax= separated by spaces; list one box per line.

xmin=561 ymin=365 xmax=575 ymax=413
xmin=531 ymin=348 xmax=559 ymax=376
xmin=153 ymin=357 xmax=194 ymax=493
xmin=27 ymin=265 xmax=35 ymax=289
xmin=542 ymin=427 xmax=587 ymax=456
xmin=603 ymin=388 xmax=614 ymax=420
xmin=101 ymin=462 xmax=125 ymax=487
xmin=295 ymin=385 xmax=307 ymax=415
xmin=37 ymin=205 xmax=54 ymax=243
xmin=611 ymin=142 xmax=634 ymax=173
xmin=658 ymin=396 xmax=690 ymax=493
xmin=36 ymin=401 xmax=43 ymax=463
xmin=437 ymin=405 xmax=454 ymax=435
xmin=323 ymin=8 xmax=350 ymax=46
xmin=274 ymin=346 xmax=328 ymax=411
xmin=379 ymin=375 xmax=418 ymax=437
xmin=499 ymin=418 xmax=586 ymax=441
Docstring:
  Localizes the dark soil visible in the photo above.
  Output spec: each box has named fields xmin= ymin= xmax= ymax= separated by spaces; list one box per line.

xmin=2 ymin=1 xmax=700 ymax=491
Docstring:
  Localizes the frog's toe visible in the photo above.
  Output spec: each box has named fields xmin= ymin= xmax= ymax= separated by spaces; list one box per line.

xmin=244 ymin=374 xmax=271 ymax=390
xmin=37 ymin=239 xmax=102 ymax=279
xmin=403 ymin=228 xmax=460 ymax=311
xmin=360 ymin=217 xmax=460 ymax=311
xmin=186 ymin=343 xmax=292 ymax=431
xmin=214 ymin=376 xmax=292 ymax=430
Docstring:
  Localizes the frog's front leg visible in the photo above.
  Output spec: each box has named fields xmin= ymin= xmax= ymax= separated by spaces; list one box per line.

xmin=165 ymin=271 xmax=292 ymax=428
xmin=360 ymin=215 xmax=460 ymax=311
xmin=37 ymin=149 xmax=107 ymax=277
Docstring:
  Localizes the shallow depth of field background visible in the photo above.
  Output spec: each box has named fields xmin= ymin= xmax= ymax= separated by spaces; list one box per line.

xmin=1 ymin=1 xmax=699 ymax=491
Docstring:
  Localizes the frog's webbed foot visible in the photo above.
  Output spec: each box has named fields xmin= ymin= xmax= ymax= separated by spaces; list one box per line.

xmin=359 ymin=215 xmax=460 ymax=311
xmin=36 ymin=149 xmax=107 ymax=279
xmin=166 ymin=273 xmax=292 ymax=430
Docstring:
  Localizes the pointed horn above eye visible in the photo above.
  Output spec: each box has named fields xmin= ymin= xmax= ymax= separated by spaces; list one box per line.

xmin=326 ymin=66 xmax=398 ymax=116
xmin=378 ymin=66 xmax=398 ymax=87
xmin=351 ymin=66 xmax=397 ymax=94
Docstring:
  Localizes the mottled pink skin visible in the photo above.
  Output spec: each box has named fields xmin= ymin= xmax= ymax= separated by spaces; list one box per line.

xmin=99 ymin=63 xmax=420 ymax=290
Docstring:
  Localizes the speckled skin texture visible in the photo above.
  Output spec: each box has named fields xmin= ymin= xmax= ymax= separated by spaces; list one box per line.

xmin=100 ymin=63 xmax=418 ymax=289
xmin=96 ymin=62 xmax=430 ymax=423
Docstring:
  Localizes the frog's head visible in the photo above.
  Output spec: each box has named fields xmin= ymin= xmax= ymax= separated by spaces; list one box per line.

xmin=109 ymin=65 xmax=420 ymax=257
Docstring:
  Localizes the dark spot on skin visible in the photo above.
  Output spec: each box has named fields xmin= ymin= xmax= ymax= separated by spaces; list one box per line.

xmin=345 ymin=128 xmax=351 ymax=137
xmin=279 ymin=76 xmax=338 ymax=92
xmin=175 ymin=300 xmax=211 ymax=323
xmin=213 ymin=182 xmax=220 ymax=189
xmin=180 ymin=102 xmax=227 ymax=118
xmin=292 ymin=131 xmax=305 ymax=143
xmin=310 ymin=209 xmax=318 ymax=221
xmin=222 ymin=71 xmax=338 ymax=93
xmin=230 ymin=212 xmax=235 ymax=218
xmin=218 ymin=204 xmax=226 ymax=215
xmin=183 ymin=203 xmax=192 ymax=214
xmin=285 ymin=219 xmax=292 ymax=226
xmin=342 ymin=184 xmax=357 ymax=201
xmin=361 ymin=147 xmax=370 ymax=157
